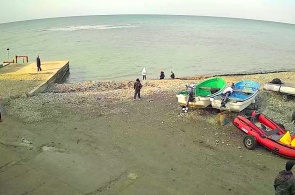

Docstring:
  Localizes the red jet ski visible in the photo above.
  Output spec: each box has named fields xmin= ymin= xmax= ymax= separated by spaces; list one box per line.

xmin=233 ymin=111 xmax=295 ymax=158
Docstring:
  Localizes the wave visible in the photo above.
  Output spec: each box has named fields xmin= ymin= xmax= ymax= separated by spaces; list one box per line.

xmin=44 ymin=24 xmax=137 ymax=31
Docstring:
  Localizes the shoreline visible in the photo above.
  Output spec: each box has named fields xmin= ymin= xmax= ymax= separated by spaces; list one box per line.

xmin=48 ymin=70 xmax=295 ymax=92
xmin=63 ymin=68 xmax=295 ymax=83
xmin=64 ymin=69 xmax=295 ymax=83
xmin=202 ymin=69 xmax=295 ymax=78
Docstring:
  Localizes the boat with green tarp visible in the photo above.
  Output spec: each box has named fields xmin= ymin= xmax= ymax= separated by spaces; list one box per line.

xmin=176 ymin=77 xmax=226 ymax=108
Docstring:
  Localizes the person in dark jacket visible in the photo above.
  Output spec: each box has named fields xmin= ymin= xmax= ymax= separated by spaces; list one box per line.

xmin=36 ymin=55 xmax=42 ymax=71
xmin=160 ymin=71 xmax=165 ymax=80
xmin=170 ymin=71 xmax=175 ymax=79
xmin=134 ymin=78 xmax=142 ymax=100
xmin=274 ymin=161 xmax=295 ymax=195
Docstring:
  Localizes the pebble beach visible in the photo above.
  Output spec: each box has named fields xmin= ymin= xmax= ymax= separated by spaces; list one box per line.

xmin=0 ymin=70 xmax=295 ymax=194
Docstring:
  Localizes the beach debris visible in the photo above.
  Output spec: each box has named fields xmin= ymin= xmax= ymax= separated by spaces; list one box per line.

xmin=21 ymin=138 xmax=33 ymax=147
xmin=0 ymin=138 xmax=34 ymax=149
xmin=41 ymin=142 xmax=65 ymax=153
xmin=217 ymin=111 xmax=230 ymax=126
xmin=41 ymin=146 xmax=65 ymax=153
xmin=181 ymin=106 xmax=188 ymax=113
xmin=127 ymin=173 xmax=138 ymax=180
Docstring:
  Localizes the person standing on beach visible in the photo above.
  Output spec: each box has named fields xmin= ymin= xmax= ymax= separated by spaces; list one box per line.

xmin=134 ymin=78 xmax=142 ymax=100
xmin=36 ymin=55 xmax=42 ymax=71
xmin=170 ymin=71 xmax=175 ymax=79
xmin=160 ymin=71 xmax=165 ymax=80
xmin=274 ymin=161 xmax=295 ymax=195
xmin=142 ymin=67 xmax=147 ymax=80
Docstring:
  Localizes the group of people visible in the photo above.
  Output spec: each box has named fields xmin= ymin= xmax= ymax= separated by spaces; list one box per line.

xmin=133 ymin=67 xmax=176 ymax=100
xmin=141 ymin=67 xmax=175 ymax=80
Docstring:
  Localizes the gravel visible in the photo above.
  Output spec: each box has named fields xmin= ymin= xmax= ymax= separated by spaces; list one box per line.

xmin=3 ymin=72 xmax=295 ymax=129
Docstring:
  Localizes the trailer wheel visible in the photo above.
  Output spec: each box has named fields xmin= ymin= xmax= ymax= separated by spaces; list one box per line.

xmin=243 ymin=135 xmax=257 ymax=150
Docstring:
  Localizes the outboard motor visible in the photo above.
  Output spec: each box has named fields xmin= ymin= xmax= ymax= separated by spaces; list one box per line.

xmin=186 ymin=84 xmax=195 ymax=102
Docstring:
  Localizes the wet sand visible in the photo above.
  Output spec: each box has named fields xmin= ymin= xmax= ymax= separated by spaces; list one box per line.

xmin=0 ymin=72 xmax=294 ymax=194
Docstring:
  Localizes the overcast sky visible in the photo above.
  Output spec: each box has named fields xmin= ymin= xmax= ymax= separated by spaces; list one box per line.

xmin=1 ymin=0 xmax=295 ymax=24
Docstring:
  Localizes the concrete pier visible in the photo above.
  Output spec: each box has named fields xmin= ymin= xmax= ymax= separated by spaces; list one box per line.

xmin=0 ymin=61 xmax=69 ymax=98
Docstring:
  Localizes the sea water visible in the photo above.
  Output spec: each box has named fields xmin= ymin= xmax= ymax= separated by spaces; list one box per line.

xmin=0 ymin=15 xmax=294 ymax=82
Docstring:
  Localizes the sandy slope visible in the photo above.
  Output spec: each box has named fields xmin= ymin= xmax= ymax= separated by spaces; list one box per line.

xmin=0 ymin=72 xmax=294 ymax=194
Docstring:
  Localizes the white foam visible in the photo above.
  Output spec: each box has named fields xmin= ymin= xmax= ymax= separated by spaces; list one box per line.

xmin=46 ymin=24 xmax=137 ymax=31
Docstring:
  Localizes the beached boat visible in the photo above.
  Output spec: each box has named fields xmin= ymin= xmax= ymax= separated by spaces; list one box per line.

xmin=263 ymin=81 xmax=295 ymax=99
xmin=210 ymin=80 xmax=260 ymax=112
xmin=233 ymin=111 xmax=295 ymax=159
xmin=176 ymin=77 xmax=226 ymax=108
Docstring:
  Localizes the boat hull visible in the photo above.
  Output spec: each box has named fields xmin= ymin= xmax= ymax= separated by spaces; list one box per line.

xmin=176 ymin=94 xmax=211 ymax=108
xmin=263 ymin=82 xmax=295 ymax=95
xmin=210 ymin=94 xmax=256 ymax=112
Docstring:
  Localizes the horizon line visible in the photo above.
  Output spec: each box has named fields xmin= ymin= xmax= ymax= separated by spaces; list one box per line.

xmin=1 ymin=14 xmax=294 ymax=26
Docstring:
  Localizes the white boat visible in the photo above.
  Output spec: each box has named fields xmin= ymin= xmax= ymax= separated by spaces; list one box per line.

xmin=176 ymin=77 xmax=226 ymax=108
xmin=210 ymin=80 xmax=260 ymax=112
xmin=263 ymin=82 xmax=295 ymax=95
xmin=210 ymin=95 xmax=257 ymax=112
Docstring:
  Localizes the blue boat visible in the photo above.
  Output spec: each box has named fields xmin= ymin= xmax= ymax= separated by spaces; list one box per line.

xmin=210 ymin=80 xmax=260 ymax=112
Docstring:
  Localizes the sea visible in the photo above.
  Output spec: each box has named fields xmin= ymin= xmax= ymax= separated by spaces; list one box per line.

xmin=0 ymin=15 xmax=294 ymax=83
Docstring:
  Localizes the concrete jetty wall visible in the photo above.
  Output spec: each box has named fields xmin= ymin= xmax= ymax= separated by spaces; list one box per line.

xmin=27 ymin=61 xmax=70 ymax=96
xmin=0 ymin=61 xmax=70 ymax=98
